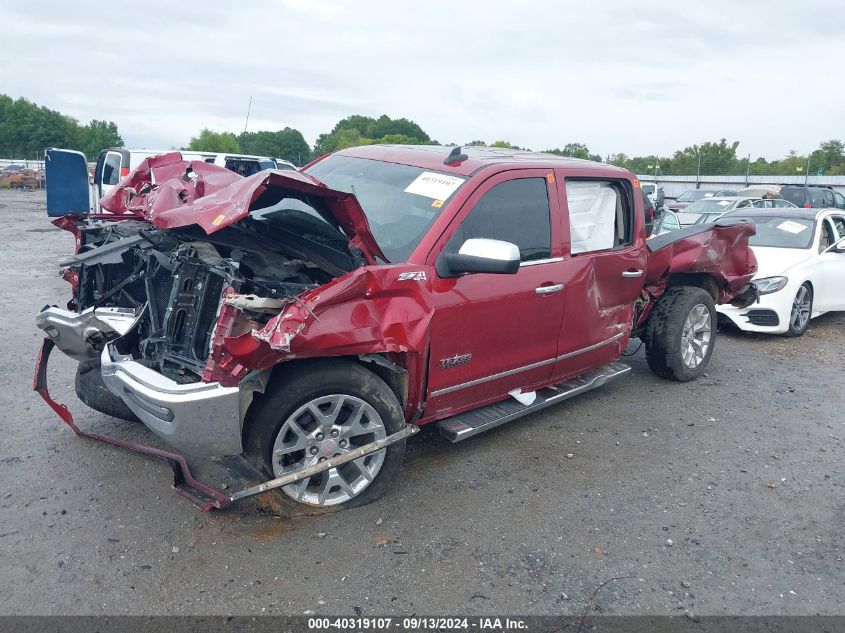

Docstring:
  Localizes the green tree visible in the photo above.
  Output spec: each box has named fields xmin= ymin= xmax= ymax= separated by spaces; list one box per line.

xmin=545 ymin=143 xmax=601 ymax=162
xmin=187 ymin=129 xmax=240 ymax=153
xmin=239 ymin=128 xmax=311 ymax=165
xmin=314 ymin=114 xmax=433 ymax=156
xmin=667 ymin=139 xmax=740 ymax=175
xmin=367 ymin=114 xmax=429 ymax=141
xmin=490 ymin=140 xmax=519 ymax=149
xmin=0 ymin=95 xmax=86 ymax=158
xmin=79 ymin=120 xmax=123 ymax=160
xmin=815 ymin=139 xmax=845 ymax=175
xmin=372 ymin=133 xmax=421 ymax=145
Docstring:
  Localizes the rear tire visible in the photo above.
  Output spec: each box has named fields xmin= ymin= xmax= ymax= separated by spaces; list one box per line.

xmin=644 ymin=287 xmax=716 ymax=382
xmin=243 ymin=359 xmax=407 ymax=517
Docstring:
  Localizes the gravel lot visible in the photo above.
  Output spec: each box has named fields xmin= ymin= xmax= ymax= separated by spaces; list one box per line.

xmin=1 ymin=189 xmax=842 ymax=616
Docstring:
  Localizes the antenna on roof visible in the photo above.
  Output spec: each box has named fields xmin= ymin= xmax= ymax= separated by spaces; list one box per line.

xmin=444 ymin=145 xmax=468 ymax=166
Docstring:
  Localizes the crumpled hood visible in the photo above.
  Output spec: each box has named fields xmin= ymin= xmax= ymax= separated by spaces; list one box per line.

xmin=750 ymin=246 xmax=812 ymax=278
xmin=98 ymin=152 xmax=387 ymax=264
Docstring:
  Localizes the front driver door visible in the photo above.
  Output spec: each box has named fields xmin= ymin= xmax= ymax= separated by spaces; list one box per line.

xmin=422 ymin=171 xmax=568 ymax=421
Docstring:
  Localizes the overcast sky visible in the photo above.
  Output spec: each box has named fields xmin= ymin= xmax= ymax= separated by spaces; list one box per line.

xmin=2 ymin=0 xmax=843 ymax=159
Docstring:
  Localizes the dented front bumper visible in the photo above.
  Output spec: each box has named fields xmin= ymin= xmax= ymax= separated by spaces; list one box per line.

xmin=36 ymin=305 xmax=244 ymax=457
xmin=100 ymin=343 xmax=243 ymax=457
xmin=33 ymin=337 xmax=417 ymax=511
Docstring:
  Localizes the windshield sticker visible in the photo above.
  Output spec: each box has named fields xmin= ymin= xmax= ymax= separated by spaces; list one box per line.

xmin=404 ymin=172 xmax=465 ymax=200
xmin=777 ymin=220 xmax=808 ymax=234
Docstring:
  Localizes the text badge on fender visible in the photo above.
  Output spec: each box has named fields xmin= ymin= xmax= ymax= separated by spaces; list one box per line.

xmin=398 ymin=271 xmax=426 ymax=281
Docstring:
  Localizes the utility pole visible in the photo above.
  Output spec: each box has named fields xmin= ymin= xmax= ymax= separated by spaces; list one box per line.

xmin=243 ymin=96 xmax=253 ymax=136
xmin=696 ymin=152 xmax=701 ymax=188
xmin=745 ymin=153 xmax=750 ymax=187
xmin=804 ymin=154 xmax=810 ymax=186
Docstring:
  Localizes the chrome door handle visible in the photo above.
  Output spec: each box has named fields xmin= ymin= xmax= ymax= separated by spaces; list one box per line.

xmin=535 ymin=284 xmax=564 ymax=295
xmin=621 ymin=269 xmax=644 ymax=278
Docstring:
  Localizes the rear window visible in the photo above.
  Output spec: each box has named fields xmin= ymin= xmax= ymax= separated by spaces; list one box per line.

xmin=225 ymin=158 xmax=262 ymax=177
xmin=810 ymin=189 xmax=834 ymax=207
xmin=686 ymin=199 xmax=735 ymax=213
xmin=641 ymin=184 xmax=655 ymax=195
xmin=730 ymin=215 xmax=816 ymax=249
xmin=566 ymin=180 xmax=632 ymax=253
xmin=780 ymin=188 xmax=807 ymax=207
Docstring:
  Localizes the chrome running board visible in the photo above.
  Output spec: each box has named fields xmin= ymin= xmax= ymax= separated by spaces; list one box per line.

xmin=436 ymin=362 xmax=631 ymax=442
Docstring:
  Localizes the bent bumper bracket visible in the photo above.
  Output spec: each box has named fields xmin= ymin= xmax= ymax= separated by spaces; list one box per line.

xmin=33 ymin=337 xmax=418 ymax=511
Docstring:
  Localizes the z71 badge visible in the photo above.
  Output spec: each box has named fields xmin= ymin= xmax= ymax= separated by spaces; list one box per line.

xmin=397 ymin=271 xmax=427 ymax=281
xmin=440 ymin=353 xmax=472 ymax=369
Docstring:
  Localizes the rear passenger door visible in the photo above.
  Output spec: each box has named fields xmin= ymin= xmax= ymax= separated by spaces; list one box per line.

xmin=424 ymin=171 xmax=567 ymax=419
xmin=552 ymin=176 xmax=647 ymax=378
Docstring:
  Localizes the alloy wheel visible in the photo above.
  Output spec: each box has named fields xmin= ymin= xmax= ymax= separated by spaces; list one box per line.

xmin=681 ymin=303 xmax=712 ymax=369
xmin=272 ymin=394 xmax=387 ymax=506
xmin=790 ymin=285 xmax=812 ymax=332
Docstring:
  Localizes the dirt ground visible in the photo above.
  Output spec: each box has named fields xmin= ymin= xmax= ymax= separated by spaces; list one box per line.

xmin=0 ymin=189 xmax=842 ymax=616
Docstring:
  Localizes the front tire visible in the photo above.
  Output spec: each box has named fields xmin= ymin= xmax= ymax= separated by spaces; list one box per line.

xmin=784 ymin=283 xmax=812 ymax=337
xmin=243 ymin=359 xmax=407 ymax=516
xmin=644 ymin=287 xmax=716 ymax=382
xmin=75 ymin=361 xmax=139 ymax=422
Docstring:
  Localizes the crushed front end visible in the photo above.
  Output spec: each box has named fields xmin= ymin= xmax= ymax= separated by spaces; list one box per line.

xmin=33 ymin=153 xmax=423 ymax=508
xmin=37 ymin=205 xmax=351 ymax=456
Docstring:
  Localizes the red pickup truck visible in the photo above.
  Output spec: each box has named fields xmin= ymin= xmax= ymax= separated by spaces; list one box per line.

xmin=35 ymin=145 xmax=757 ymax=513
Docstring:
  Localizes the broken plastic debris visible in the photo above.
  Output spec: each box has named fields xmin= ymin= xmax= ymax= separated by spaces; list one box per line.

xmin=508 ymin=389 xmax=537 ymax=406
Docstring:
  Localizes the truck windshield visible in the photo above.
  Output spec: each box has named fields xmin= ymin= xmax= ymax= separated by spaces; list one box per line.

xmin=305 ymin=155 xmax=465 ymax=261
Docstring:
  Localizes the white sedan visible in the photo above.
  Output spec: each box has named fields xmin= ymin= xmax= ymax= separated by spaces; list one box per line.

xmin=716 ymin=208 xmax=845 ymax=336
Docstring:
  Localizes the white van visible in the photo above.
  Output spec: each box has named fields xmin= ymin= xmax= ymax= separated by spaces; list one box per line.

xmin=46 ymin=147 xmax=297 ymax=217
xmin=640 ymin=181 xmax=665 ymax=210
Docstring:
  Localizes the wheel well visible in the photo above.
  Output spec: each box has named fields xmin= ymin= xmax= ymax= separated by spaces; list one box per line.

xmin=242 ymin=355 xmax=409 ymax=447
xmin=261 ymin=355 xmax=408 ymax=407
xmin=665 ymin=273 xmax=719 ymax=301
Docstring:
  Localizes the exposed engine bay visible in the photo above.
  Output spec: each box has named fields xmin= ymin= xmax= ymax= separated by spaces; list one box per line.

xmin=60 ymin=194 xmax=362 ymax=384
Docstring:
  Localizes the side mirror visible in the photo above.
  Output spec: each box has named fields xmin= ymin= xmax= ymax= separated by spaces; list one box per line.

xmin=436 ymin=238 xmax=521 ymax=278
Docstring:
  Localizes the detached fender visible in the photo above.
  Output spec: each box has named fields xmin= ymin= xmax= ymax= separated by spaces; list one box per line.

xmin=644 ymin=221 xmax=758 ymax=306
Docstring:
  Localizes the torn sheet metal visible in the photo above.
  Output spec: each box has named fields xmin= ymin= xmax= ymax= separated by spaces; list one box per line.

xmin=34 ymin=336 xmax=417 ymax=512
xmin=98 ymin=153 xmax=387 ymax=264
xmin=223 ymin=293 xmax=289 ymax=314
xmin=644 ymin=221 xmax=758 ymax=305
xmin=223 ymin=265 xmax=436 ymax=372
xmin=33 ymin=337 xmax=231 ymax=511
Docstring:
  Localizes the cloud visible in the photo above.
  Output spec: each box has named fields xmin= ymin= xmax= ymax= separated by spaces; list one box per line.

xmin=1 ymin=0 xmax=843 ymax=158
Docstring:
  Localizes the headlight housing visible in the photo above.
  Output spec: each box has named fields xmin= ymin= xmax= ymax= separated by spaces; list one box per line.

xmin=754 ymin=276 xmax=788 ymax=295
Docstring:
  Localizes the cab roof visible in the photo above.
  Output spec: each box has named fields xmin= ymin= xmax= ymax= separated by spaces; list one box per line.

xmin=335 ymin=144 xmax=632 ymax=178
